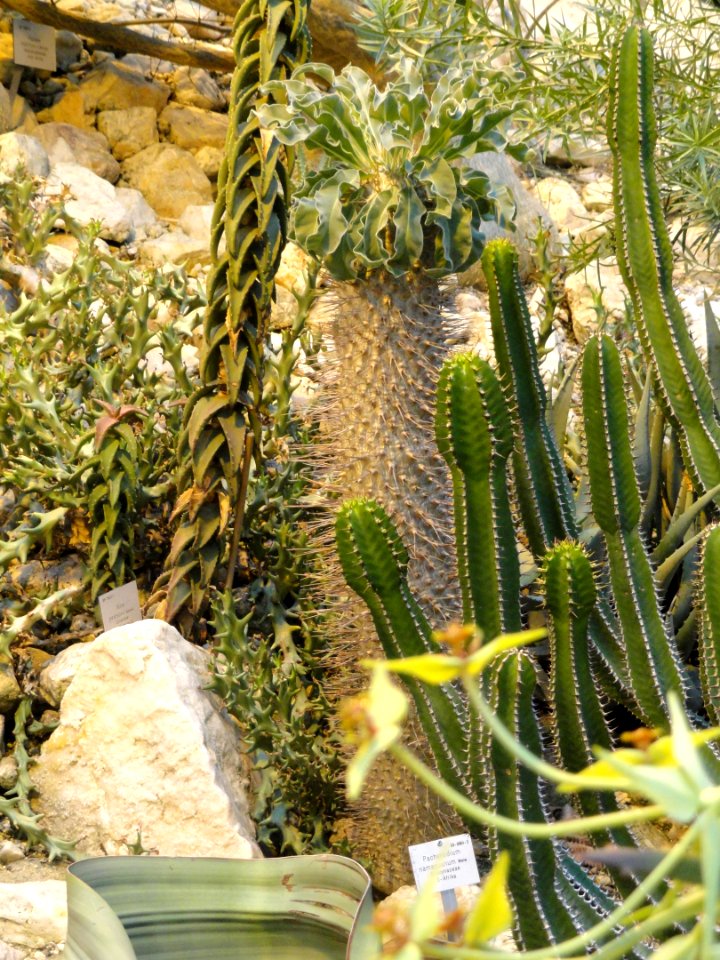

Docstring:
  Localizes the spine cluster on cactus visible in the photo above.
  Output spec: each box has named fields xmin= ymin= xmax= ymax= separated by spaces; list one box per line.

xmin=335 ymin=21 xmax=720 ymax=950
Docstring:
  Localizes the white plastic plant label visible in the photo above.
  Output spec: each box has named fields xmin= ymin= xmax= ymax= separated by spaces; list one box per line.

xmin=408 ymin=834 xmax=480 ymax=893
xmin=98 ymin=581 xmax=142 ymax=631
xmin=13 ymin=19 xmax=56 ymax=71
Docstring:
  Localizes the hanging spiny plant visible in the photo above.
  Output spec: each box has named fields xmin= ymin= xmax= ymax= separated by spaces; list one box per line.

xmin=151 ymin=0 xmax=310 ymax=627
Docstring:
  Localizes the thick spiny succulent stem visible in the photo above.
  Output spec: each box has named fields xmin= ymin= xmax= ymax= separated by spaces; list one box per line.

xmin=610 ymin=23 xmax=720 ymax=493
xmin=435 ymin=353 xmax=521 ymax=636
xmin=335 ymin=499 xmax=469 ymax=796
xmin=544 ymin=543 xmax=610 ymax=770
xmin=485 ymin=652 xmax=597 ymax=948
xmin=482 ymin=239 xmax=577 ymax=555
xmin=481 ymin=239 xmax=629 ymax=702
xmin=583 ymin=334 xmax=686 ymax=725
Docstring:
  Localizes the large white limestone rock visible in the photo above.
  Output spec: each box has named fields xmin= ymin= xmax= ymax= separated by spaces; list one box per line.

xmin=32 ymin=620 xmax=260 ymax=860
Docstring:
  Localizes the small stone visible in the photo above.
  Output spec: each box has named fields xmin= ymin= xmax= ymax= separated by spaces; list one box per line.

xmin=0 ymin=133 xmax=49 ymax=178
xmin=0 ymin=657 xmax=21 ymax=714
xmin=0 ymin=840 xmax=24 ymax=865
xmin=192 ymin=144 xmax=223 ymax=180
xmin=0 ymin=755 xmax=18 ymax=791
xmin=172 ymin=67 xmax=226 ymax=111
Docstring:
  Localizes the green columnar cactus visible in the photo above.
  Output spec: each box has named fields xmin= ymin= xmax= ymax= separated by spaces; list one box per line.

xmin=332 ymin=18 xmax=720 ymax=949
xmin=610 ymin=23 xmax=720 ymax=493
xmin=435 ymin=355 xmax=520 ymax=635
xmin=155 ymin=0 xmax=309 ymax=624
xmin=481 ymin=241 xmax=576 ymax=556
xmin=336 ymin=357 xmax=632 ymax=951
xmin=582 ymin=334 xmax=686 ymax=726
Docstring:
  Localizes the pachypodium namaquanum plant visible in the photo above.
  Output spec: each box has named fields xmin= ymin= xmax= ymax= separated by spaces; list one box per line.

xmin=258 ymin=56 xmax=523 ymax=887
xmin=335 ymin=21 xmax=720 ymax=949
xmin=152 ymin=0 xmax=310 ymax=627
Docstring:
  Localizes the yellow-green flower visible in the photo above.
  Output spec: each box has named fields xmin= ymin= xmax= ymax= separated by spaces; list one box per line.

xmin=340 ymin=667 xmax=409 ymax=800
xmin=361 ymin=627 xmax=546 ymax=685
xmin=561 ymin=694 xmax=720 ymax=822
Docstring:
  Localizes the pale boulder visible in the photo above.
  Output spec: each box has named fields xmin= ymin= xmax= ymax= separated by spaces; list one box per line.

xmin=0 ymin=881 xmax=67 ymax=951
xmin=78 ymin=61 xmax=170 ymax=114
xmin=158 ymin=103 xmax=228 ymax=152
xmin=37 ymin=88 xmax=93 ymax=128
xmin=55 ymin=30 xmax=84 ymax=71
xmin=564 ymin=259 xmax=627 ymax=343
xmin=97 ymin=106 xmax=158 ymax=161
xmin=530 ymin=176 xmax=595 ymax=243
xmin=0 ymin=85 xmax=10 ymax=134
xmin=178 ymin=203 xmax=213 ymax=240
xmin=193 ymin=144 xmax=223 ymax=180
xmin=114 ymin=187 xmax=161 ymax=240
xmin=35 ymin=123 xmax=120 ymax=182
xmin=44 ymin=162 xmax=131 ymax=242
xmin=37 ymin=640 xmax=95 ymax=709
xmin=32 ymin=620 xmax=260 ymax=860
xmin=458 ymin=151 xmax=556 ymax=286
xmin=138 ymin=229 xmax=209 ymax=267
xmin=0 ymin=133 xmax=49 ymax=178
xmin=0 ymin=941 xmax=23 ymax=960
xmin=121 ymin=142 xmax=213 ymax=219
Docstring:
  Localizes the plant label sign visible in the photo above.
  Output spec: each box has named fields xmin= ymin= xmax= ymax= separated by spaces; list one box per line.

xmin=13 ymin=19 xmax=56 ymax=72
xmin=98 ymin=581 xmax=142 ymax=632
xmin=408 ymin=834 xmax=480 ymax=893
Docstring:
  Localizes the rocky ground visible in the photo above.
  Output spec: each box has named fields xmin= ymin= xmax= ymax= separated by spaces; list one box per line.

xmin=0 ymin=0 xmax=719 ymax=956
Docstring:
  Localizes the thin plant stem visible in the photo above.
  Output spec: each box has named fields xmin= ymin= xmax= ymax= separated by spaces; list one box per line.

xmin=390 ymin=743 xmax=664 ymax=839
xmin=225 ymin=431 xmax=255 ymax=591
xmin=461 ymin=674 xmax=620 ymax=791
